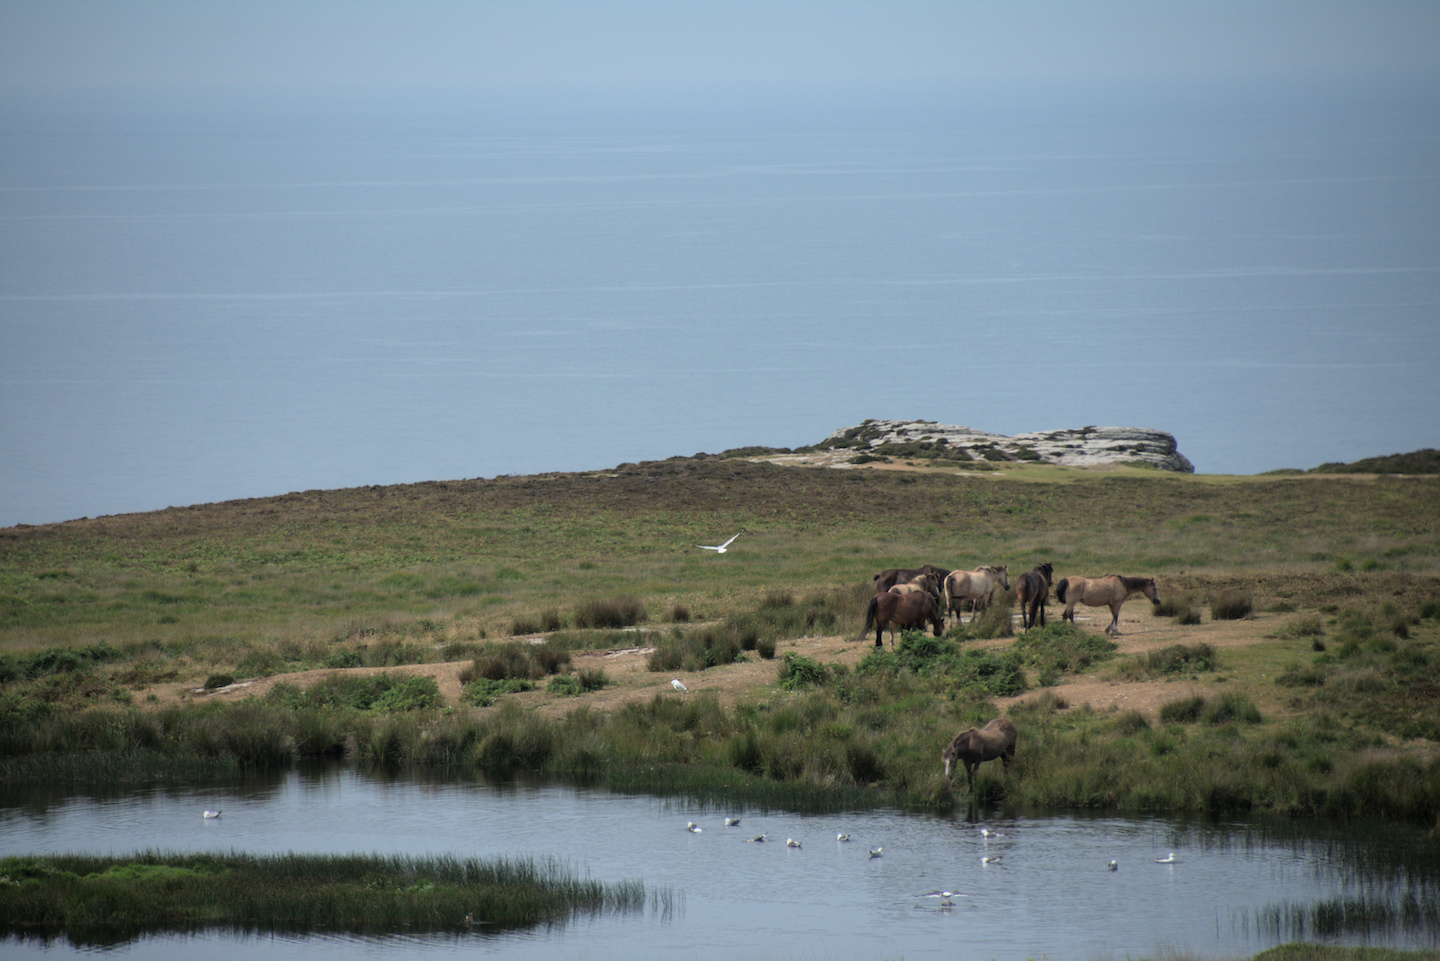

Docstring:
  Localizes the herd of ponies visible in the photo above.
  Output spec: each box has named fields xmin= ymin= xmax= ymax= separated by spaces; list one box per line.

xmin=861 ymin=563 xmax=1161 ymax=789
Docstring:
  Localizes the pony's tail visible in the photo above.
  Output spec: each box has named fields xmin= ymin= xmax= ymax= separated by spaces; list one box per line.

xmin=1055 ymin=578 xmax=1069 ymax=603
xmin=859 ymin=595 xmax=878 ymax=640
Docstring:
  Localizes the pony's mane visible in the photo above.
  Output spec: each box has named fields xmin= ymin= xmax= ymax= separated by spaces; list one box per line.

xmin=1117 ymin=575 xmax=1151 ymax=589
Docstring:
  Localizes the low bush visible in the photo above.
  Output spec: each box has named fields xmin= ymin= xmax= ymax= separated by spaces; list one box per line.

xmin=778 ymin=652 xmax=828 ymax=691
xmin=464 ymin=677 xmax=536 ymax=707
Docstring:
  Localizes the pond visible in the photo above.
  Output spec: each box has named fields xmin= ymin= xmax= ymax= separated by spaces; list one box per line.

xmin=3 ymin=766 xmax=1436 ymax=960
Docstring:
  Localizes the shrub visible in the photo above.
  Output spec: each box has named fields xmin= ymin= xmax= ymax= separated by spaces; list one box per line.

xmin=1211 ymin=591 xmax=1253 ymax=621
xmin=778 ymin=653 xmax=828 ymax=691
xmin=1159 ymin=695 xmax=1206 ymax=724
xmin=1275 ymin=614 xmax=1325 ymax=639
xmin=203 ymin=674 xmax=236 ymax=691
xmin=464 ymin=677 xmax=535 ymax=707
xmin=547 ymin=669 xmax=609 ymax=697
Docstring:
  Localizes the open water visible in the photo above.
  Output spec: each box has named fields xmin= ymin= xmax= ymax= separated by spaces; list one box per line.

xmin=2 ymin=85 xmax=1439 ymax=527
xmin=3 ymin=767 xmax=1438 ymax=960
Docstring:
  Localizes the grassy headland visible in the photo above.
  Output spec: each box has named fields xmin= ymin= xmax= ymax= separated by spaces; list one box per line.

xmin=2 ymin=456 xmax=1438 ymax=822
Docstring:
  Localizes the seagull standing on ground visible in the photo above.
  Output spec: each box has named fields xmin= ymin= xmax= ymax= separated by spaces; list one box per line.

xmin=695 ymin=533 xmax=741 ymax=554
xmin=671 ymin=679 xmax=689 ymax=692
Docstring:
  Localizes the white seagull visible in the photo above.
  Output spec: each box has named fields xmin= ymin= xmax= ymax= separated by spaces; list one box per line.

xmin=923 ymin=890 xmax=965 ymax=906
xmin=724 ymin=817 xmax=741 ymax=826
xmin=1156 ymin=852 xmax=1177 ymax=864
xmin=202 ymin=810 xmax=221 ymax=819
xmin=695 ymin=533 xmax=741 ymax=554
xmin=786 ymin=838 xmax=802 ymax=848
xmin=868 ymin=847 xmax=883 ymax=859
xmin=982 ymin=854 xmax=1003 ymax=865
xmin=836 ymin=833 xmax=851 ymax=842
xmin=686 ymin=822 xmax=702 ymax=833
xmin=746 ymin=834 xmax=767 ymax=843
xmin=1108 ymin=859 xmax=1118 ymax=871
xmin=671 ymin=679 xmax=689 ymax=692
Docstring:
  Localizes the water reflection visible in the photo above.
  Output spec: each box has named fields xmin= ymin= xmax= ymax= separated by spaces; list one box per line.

xmin=2 ymin=765 xmax=1436 ymax=960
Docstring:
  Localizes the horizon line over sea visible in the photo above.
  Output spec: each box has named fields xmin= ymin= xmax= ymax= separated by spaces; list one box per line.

xmin=3 ymin=82 xmax=1439 ymax=527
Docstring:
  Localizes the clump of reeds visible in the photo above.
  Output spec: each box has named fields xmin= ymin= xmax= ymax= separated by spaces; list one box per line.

xmin=0 ymin=851 xmax=652 ymax=940
xmin=1116 ymin=643 xmax=1218 ymax=680
xmin=1154 ymin=591 xmax=1201 ymax=624
xmin=546 ymin=669 xmax=609 ymax=696
xmin=572 ymin=596 xmax=644 ymax=629
xmin=1159 ymin=692 xmax=1261 ymax=725
xmin=1211 ymin=590 xmax=1254 ymax=620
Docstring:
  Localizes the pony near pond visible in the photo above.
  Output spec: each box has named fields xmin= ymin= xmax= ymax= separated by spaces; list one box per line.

xmin=1056 ymin=574 xmax=1161 ymax=635
xmin=942 ymin=565 xmax=1009 ymax=623
xmin=1015 ymin=563 xmax=1053 ymax=631
xmin=859 ymin=590 xmax=945 ymax=648
xmin=942 ymin=717 xmax=1017 ymax=791
xmin=873 ymin=564 xmax=950 ymax=594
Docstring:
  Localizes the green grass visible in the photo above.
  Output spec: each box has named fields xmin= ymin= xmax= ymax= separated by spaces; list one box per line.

xmin=1 ymin=458 xmax=1439 ymax=823
xmin=0 ymin=851 xmax=655 ymax=944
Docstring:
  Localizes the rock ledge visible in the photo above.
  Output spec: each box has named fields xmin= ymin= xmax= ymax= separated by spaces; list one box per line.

xmin=810 ymin=420 xmax=1194 ymax=473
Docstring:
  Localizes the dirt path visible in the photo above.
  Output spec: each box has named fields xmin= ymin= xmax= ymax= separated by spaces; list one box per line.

xmin=173 ymin=604 xmax=1281 ymax=721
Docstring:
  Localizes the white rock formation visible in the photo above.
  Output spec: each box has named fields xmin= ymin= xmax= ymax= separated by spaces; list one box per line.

xmin=816 ymin=420 xmax=1194 ymax=473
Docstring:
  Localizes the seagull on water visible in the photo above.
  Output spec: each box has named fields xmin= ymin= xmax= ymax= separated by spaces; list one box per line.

xmin=724 ymin=817 xmax=741 ymax=826
xmin=686 ymin=822 xmax=702 ymax=833
xmin=982 ymin=854 xmax=1003 ymax=865
xmin=695 ymin=533 xmax=741 ymax=554
xmin=671 ymin=679 xmax=689 ymax=692
xmin=202 ymin=810 xmax=221 ymax=819
xmin=1156 ymin=852 xmax=1177 ymax=864
xmin=923 ymin=890 xmax=965 ymax=906
xmin=837 ymin=833 xmax=851 ymax=842
xmin=1108 ymin=860 xmax=1118 ymax=871
xmin=868 ymin=847 xmax=883 ymax=859
xmin=980 ymin=827 xmax=1004 ymax=839
xmin=786 ymin=838 xmax=802 ymax=848
xmin=746 ymin=834 xmax=768 ymax=843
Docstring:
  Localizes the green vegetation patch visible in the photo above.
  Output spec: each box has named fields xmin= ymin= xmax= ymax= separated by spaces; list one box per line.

xmin=0 ymin=852 xmax=651 ymax=943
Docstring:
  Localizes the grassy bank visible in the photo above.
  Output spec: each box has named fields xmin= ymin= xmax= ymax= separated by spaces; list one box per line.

xmin=2 ymin=457 xmax=1439 ymax=822
xmin=0 ymin=852 xmax=654 ymax=945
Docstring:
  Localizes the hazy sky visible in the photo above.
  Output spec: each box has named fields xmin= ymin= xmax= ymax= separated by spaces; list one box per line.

xmin=3 ymin=1 xmax=1438 ymax=100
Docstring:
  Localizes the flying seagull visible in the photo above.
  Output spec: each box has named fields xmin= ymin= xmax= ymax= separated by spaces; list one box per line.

xmin=671 ymin=679 xmax=689 ymax=692
xmin=695 ymin=533 xmax=741 ymax=554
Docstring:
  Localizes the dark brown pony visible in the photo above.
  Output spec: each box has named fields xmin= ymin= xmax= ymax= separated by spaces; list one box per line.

xmin=1056 ymin=574 xmax=1160 ymax=635
xmin=873 ymin=564 xmax=950 ymax=594
xmin=859 ymin=591 xmax=945 ymax=648
xmin=1015 ymin=563 xmax=1053 ymax=631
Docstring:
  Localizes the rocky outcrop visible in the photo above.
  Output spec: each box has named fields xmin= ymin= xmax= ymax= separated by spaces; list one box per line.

xmin=813 ymin=420 xmax=1194 ymax=473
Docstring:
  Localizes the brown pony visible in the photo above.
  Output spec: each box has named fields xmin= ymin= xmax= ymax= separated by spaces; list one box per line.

xmin=941 ymin=717 xmax=1018 ymax=791
xmin=860 ymin=591 xmax=945 ymax=648
xmin=942 ymin=565 xmax=1009 ymax=623
xmin=890 ymin=572 xmax=942 ymax=607
xmin=1015 ymin=563 xmax=1053 ymax=631
xmin=1056 ymin=574 xmax=1161 ymax=635
xmin=873 ymin=564 xmax=950 ymax=593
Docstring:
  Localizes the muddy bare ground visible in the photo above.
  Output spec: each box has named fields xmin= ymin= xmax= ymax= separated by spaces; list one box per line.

xmin=171 ymin=605 xmax=1281 ymax=722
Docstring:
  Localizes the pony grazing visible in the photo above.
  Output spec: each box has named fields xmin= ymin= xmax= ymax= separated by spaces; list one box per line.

xmin=1056 ymin=574 xmax=1161 ymax=635
xmin=859 ymin=591 xmax=945 ymax=648
xmin=873 ymin=565 xmax=951 ymax=594
xmin=1015 ymin=563 xmax=1054 ymax=631
xmin=942 ymin=565 xmax=1009 ymax=623
xmin=942 ymin=718 xmax=1017 ymax=791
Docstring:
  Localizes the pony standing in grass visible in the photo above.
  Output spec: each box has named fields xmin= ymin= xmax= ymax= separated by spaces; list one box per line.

xmin=1015 ymin=563 xmax=1053 ymax=631
xmin=942 ymin=565 xmax=1009 ymax=624
xmin=1056 ymin=574 xmax=1160 ymax=635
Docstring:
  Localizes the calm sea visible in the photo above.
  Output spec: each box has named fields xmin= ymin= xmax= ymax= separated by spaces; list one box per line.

xmin=2 ymin=85 xmax=1438 ymax=527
